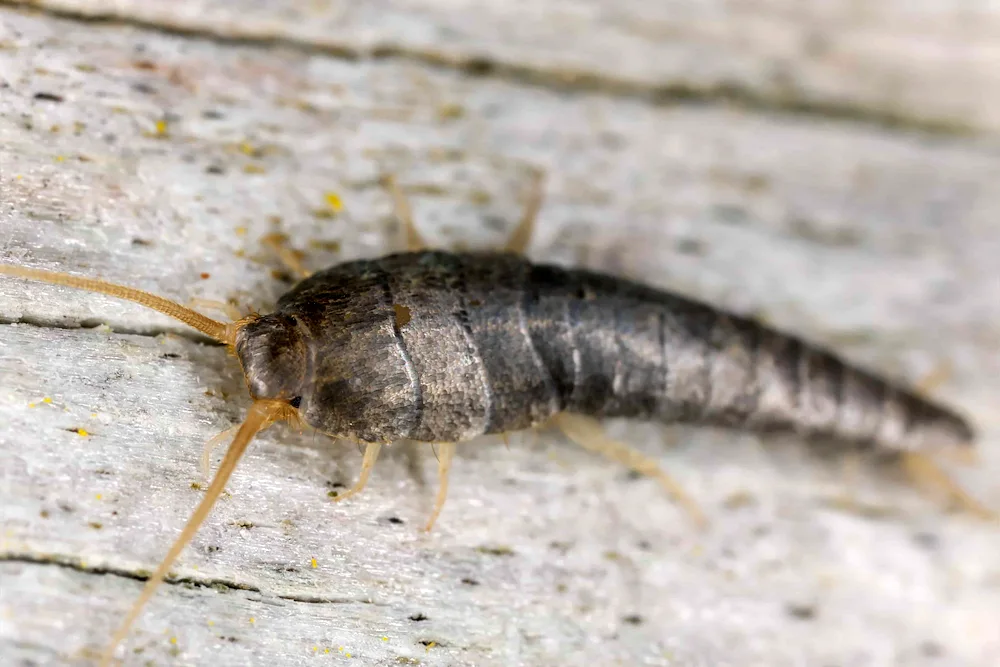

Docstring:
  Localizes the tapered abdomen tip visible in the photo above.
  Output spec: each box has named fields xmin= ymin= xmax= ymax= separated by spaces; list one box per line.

xmin=890 ymin=391 xmax=977 ymax=453
xmin=916 ymin=410 xmax=976 ymax=450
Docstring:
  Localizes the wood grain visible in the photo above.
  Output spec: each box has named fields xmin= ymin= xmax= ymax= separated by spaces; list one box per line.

xmin=1 ymin=4 xmax=999 ymax=667
xmin=9 ymin=0 xmax=1000 ymax=134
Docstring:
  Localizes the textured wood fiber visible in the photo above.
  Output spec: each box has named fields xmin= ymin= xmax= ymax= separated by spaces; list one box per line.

xmin=8 ymin=0 xmax=1000 ymax=135
xmin=1 ymin=4 xmax=999 ymax=667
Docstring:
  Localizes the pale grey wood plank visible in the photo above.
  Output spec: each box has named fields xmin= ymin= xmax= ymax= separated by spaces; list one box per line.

xmin=1 ymin=6 xmax=999 ymax=667
xmin=11 ymin=0 xmax=1000 ymax=134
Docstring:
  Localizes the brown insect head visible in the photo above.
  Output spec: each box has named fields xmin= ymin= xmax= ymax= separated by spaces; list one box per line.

xmin=235 ymin=312 xmax=311 ymax=406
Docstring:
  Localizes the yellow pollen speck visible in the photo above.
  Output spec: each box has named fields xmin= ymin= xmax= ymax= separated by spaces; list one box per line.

xmin=169 ymin=636 xmax=177 ymax=645
xmin=381 ymin=636 xmax=388 ymax=642
xmin=55 ymin=155 xmax=65 ymax=162
xmin=324 ymin=648 xmax=330 ymax=654
xmin=310 ymin=557 xmax=317 ymax=568
xmin=207 ymin=620 xmax=214 ymax=626
xmin=239 ymin=141 xmax=254 ymax=155
xmin=42 ymin=397 xmax=52 ymax=404
xmin=345 ymin=653 xmax=351 ymax=658
xmin=155 ymin=119 xmax=168 ymax=136
xmin=76 ymin=429 xmax=89 ymax=437
xmin=312 ymin=646 xmax=318 ymax=653
xmin=249 ymin=617 xmax=255 ymax=624
xmin=90 ymin=413 xmax=97 ymax=418
xmin=235 ymin=226 xmax=248 ymax=236
xmin=323 ymin=191 xmax=343 ymax=211
xmin=95 ymin=494 xmax=102 ymax=500
xmin=28 ymin=403 xmax=35 ymax=409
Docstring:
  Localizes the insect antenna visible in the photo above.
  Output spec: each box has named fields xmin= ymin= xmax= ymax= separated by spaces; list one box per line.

xmin=0 ymin=264 xmax=237 ymax=345
xmin=100 ymin=399 xmax=293 ymax=666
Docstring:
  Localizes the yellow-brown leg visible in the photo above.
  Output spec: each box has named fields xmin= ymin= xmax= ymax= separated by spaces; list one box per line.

xmin=261 ymin=232 xmax=313 ymax=280
xmin=915 ymin=360 xmax=953 ymax=394
xmin=821 ymin=451 xmax=898 ymax=518
xmin=901 ymin=362 xmax=994 ymax=519
xmin=333 ymin=442 xmax=383 ymax=502
xmin=382 ymin=174 xmax=427 ymax=252
xmin=200 ymin=424 xmax=240 ymax=480
xmin=504 ymin=169 xmax=546 ymax=255
xmin=830 ymin=451 xmax=864 ymax=513
xmin=425 ymin=442 xmax=457 ymax=532
xmin=901 ymin=452 xmax=997 ymax=521
xmin=552 ymin=413 xmax=707 ymax=528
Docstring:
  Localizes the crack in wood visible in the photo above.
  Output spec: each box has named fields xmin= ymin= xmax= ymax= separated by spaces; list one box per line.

xmin=0 ymin=552 xmax=380 ymax=605
xmin=0 ymin=316 xmax=225 ymax=347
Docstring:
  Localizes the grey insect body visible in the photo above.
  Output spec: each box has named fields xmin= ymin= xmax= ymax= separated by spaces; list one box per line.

xmin=237 ymin=249 xmax=974 ymax=452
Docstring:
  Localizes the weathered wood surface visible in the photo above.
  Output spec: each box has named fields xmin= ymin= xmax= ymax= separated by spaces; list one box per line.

xmin=1 ymin=4 xmax=999 ymax=667
xmin=9 ymin=0 xmax=1000 ymax=135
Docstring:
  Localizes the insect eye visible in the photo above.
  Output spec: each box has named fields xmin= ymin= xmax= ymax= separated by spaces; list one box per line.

xmin=289 ymin=396 xmax=302 ymax=408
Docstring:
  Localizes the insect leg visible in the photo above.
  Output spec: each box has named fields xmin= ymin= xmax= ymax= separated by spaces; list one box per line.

xmin=551 ymin=413 xmax=708 ymax=528
xmin=915 ymin=360 xmax=953 ymax=395
xmin=830 ymin=451 xmax=865 ymax=513
xmin=334 ymin=441 xmax=383 ymax=502
xmin=382 ymin=174 xmax=427 ymax=252
xmin=261 ymin=232 xmax=313 ymax=279
xmin=425 ymin=442 xmax=457 ymax=532
xmin=901 ymin=452 xmax=997 ymax=521
xmin=504 ymin=169 xmax=546 ymax=255
xmin=200 ymin=424 xmax=241 ymax=480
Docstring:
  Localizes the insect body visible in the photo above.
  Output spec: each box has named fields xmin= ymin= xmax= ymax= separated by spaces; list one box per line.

xmin=0 ymin=175 xmax=988 ymax=665
xmin=248 ymin=249 xmax=974 ymax=454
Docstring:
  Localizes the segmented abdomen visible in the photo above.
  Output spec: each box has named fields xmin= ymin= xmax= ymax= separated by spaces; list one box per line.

xmin=285 ymin=251 xmax=973 ymax=450
xmin=526 ymin=261 xmax=972 ymax=452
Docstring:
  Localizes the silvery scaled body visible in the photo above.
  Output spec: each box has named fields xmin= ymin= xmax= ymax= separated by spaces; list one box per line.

xmin=236 ymin=250 xmax=973 ymax=450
